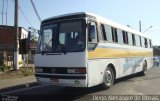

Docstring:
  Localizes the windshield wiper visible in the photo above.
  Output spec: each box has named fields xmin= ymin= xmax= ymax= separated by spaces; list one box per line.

xmin=42 ymin=39 xmax=53 ymax=55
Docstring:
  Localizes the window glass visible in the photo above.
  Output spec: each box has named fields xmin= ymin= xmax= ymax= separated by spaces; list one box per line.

xmin=117 ymin=29 xmax=123 ymax=44
xmin=112 ymin=28 xmax=118 ymax=43
xmin=59 ymin=33 xmax=66 ymax=45
xmin=140 ymin=36 xmax=142 ymax=46
xmin=144 ymin=38 xmax=148 ymax=48
xmin=132 ymin=34 xmax=136 ymax=46
xmin=141 ymin=37 xmax=145 ymax=48
xmin=128 ymin=32 xmax=133 ymax=45
xmin=58 ymin=21 xmax=84 ymax=52
xmin=101 ymin=24 xmax=107 ymax=41
xmin=42 ymin=29 xmax=53 ymax=52
xmin=104 ymin=25 xmax=112 ymax=42
xmin=147 ymin=39 xmax=150 ymax=48
xmin=149 ymin=40 xmax=152 ymax=48
xmin=37 ymin=20 xmax=85 ymax=53
xmin=123 ymin=31 xmax=128 ymax=44
xmin=135 ymin=35 xmax=141 ymax=47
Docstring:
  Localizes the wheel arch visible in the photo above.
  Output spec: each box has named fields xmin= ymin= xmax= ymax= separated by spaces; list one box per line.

xmin=107 ymin=63 xmax=116 ymax=79
xmin=144 ymin=60 xmax=147 ymax=69
xmin=144 ymin=59 xmax=147 ymax=64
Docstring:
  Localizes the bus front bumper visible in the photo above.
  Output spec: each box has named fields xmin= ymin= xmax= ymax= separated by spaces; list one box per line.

xmin=35 ymin=74 xmax=87 ymax=87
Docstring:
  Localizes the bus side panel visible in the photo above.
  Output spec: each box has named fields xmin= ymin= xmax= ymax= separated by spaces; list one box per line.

xmin=122 ymin=57 xmax=143 ymax=76
xmin=87 ymin=59 xmax=118 ymax=87
xmin=87 ymin=59 xmax=104 ymax=87
xmin=119 ymin=56 xmax=153 ymax=77
xmin=115 ymin=57 xmax=137 ymax=78
xmin=143 ymin=57 xmax=152 ymax=72
xmin=145 ymin=56 xmax=153 ymax=70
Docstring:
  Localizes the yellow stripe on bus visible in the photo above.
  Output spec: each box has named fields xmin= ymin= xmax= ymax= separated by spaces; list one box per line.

xmin=88 ymin=48 xmax=153 ymax=59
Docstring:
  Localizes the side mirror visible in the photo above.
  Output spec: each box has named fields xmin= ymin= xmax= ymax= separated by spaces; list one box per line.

xmin=89 ymin=25 xmax=96 ymax=40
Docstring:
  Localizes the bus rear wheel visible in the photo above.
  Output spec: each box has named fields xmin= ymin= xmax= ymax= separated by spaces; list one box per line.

xmin=140 ymin=61 xmax=147 ymax=76
xmin=102 ymin=67 xmax=115 ymax=89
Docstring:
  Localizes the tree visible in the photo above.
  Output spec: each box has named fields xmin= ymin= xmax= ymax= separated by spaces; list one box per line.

xmin=29 ymin=31 xmax=38 ymax=44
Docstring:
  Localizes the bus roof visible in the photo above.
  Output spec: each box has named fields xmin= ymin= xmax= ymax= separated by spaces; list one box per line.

xmin=43 ymin=12 xmax=151 ymax=39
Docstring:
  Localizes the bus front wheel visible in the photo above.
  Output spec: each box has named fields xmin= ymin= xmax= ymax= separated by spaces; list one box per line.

xmin=102 ymin=67 xmax=115 ymax=89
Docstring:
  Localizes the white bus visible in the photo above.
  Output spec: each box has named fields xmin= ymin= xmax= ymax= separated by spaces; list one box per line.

xmin=35 ymin=12 xmax=153 ymax=88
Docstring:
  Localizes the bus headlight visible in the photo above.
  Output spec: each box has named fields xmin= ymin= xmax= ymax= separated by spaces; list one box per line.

xmin=67 ymin=68 xmax=86 ymax=74
xmin=36 ymin=68 xmax=43 ymax=73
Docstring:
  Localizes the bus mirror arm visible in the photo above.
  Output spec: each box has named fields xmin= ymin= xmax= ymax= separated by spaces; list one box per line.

xmin=41 ymin=51 xmax=45 ymax=55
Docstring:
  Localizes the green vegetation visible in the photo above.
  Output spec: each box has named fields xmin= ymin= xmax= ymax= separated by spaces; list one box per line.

xmin=0 ymin=64 xmax=11 ymax=72
xmin=0 ymin=66 xmax=35 ymax=80
xmin=19 ymin=61 xmax=24 ymax=65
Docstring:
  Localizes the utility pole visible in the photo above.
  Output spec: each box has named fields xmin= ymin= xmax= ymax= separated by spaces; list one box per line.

xmin=14 ymin=0 xmax=19 ymax=70
xmin=139 ymin=20 xmax=141 ymax=32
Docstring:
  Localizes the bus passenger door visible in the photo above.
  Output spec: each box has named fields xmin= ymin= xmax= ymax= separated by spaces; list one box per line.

xmin=87 ymin=21 xmax=102 ymax=87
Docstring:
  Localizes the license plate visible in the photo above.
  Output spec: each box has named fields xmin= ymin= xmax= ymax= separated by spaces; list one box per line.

xmin=50 ymin=78 xmax=59 ymax=83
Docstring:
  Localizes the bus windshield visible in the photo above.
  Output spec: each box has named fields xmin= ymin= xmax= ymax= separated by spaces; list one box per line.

xmin=37 ymin=20 xmax=85 ymax=53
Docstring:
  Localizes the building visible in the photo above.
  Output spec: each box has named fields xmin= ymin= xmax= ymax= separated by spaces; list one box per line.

xmin=0 ymin=25 xmax=28 ymax=66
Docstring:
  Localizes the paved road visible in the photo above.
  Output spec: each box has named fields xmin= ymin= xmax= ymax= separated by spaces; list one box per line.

xmin=1 ymin=67 xmax=160 ymax=101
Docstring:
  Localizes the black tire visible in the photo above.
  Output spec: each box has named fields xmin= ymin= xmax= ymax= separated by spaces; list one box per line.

xmin=101 ymin=67 xmax=115 ymax=89
xmin=140 ymin=61 xmax=147 ymax=76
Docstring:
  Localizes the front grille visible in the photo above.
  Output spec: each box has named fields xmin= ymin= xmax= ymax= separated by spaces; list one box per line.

xmin=35 ymin=67 xmax=86 ymax=74
xmin=36 ymin=67 xmax=86 ymax=74
xmin=42 ymin=67 xmax=68 ymax=74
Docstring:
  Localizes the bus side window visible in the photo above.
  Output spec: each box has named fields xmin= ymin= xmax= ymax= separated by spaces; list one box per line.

xmin=104 ymin=24 xmax=113 ymax=42
xmin=144 ymin=38 xmax=148 ymax=48
xmin=128 ymin=32 xmax=133 ymax=45
xmin=123 ymin=31 xmax=128 ymax=44
xmin=117 ymin=29 xmax=124 ymax=44
xmin=141 ymin=37 xmax=145 ymax=48
xmin=139 ymin=36 xmax=142 ymax=47
xmin=147 ymin=39 xmax=150 ymax=48
xmin=135 ymin=35 xmax=141 ymax=47
xmin=132 ymin=34 xmax=136 ymax=46
xmin=88 ymin=21 xmax=98 ymax=50
xmin=112 ymin=28 xmax=118 ymax=43
xmin=101 ymin=24 xmax=107 ymax=41
xmin=149 ymin=40 xmax=152 ymax=48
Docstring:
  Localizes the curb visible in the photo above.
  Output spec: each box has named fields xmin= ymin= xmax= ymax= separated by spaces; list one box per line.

xmin=0 ymin=82 xmax=39 ymax=94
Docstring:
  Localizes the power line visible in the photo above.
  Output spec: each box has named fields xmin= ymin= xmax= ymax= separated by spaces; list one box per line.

xmin=11 ymin=0 xmax=34 ymax=27
xmin=19 ymin=6 xmax=34 ymax=28
xmin=30 ymin=0 xmax=41 ymax=22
